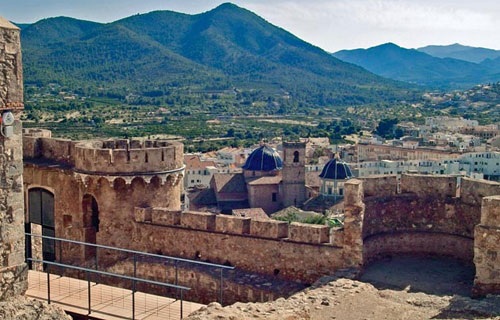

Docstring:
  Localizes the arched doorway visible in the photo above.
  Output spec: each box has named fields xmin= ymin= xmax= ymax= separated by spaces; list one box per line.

xmin=26 ymin=188 xmax=55 ymax=269
xmin=82 ymin=194 xmax=99 ymax=260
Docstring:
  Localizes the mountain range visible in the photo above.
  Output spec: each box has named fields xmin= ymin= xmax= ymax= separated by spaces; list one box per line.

xmin=17 ymin=3 xmax=412 ymax=107
xmin=418 ymin=44 xmax=500 ymax=64
xmin=333 ymin=43 xmax=500 ymax=89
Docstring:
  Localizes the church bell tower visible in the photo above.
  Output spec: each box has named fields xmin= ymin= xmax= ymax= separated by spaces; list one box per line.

xmin=281 ymin=141 xmax=307 ymax=207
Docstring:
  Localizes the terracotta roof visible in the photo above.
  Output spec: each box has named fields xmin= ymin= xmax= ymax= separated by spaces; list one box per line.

xmin=212 ymin=173 xmax=247 ymax=194
xmin=188 ymin=188 xmax=217 ymax=207
xmin=184 ymin=155 xmax=216 ymax=170
xmin=232 ymin=208 xmax=269 ymax=220
xmin=247 ymin=175 xmax=282 ymax=185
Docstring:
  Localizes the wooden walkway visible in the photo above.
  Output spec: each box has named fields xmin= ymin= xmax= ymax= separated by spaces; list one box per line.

xmin=26 ymin=270 xmax=204 ymax=320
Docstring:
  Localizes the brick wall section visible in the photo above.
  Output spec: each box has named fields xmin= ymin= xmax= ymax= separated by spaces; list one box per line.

xmin=473 ymin=196 xmax=500 ymax=296
xmin=0 ymin=20 xmax=27 ymax=300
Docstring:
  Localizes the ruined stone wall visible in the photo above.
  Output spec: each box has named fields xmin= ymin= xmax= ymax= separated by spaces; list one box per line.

xmin=359 ymin=174 xmax=491 ymax=264
xmin=133 ymin=209 xmax=343 ymax=284
xmin=353 ymin=174 xmax=500 ymax=295
xmin=0 ymin=19 xmax=26 ymax=300
xmin=473 ymin=196 xmax=500 ymax=296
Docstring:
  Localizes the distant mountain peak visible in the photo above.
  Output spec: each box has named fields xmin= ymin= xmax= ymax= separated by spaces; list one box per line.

xmin=333 ymin=43 xmax=500 ymax=89
xmin=20 ymin=4 xmax=409 ymax=106
xmin=418 ymin=43 xmax=500 ymax=63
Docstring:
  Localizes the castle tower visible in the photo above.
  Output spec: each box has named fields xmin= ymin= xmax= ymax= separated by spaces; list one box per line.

xmin=281 ymin=141 xmax=307 ymax=207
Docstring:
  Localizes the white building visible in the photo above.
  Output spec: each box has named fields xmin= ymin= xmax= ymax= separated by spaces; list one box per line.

xmin=425 ymin=116 xmax=478 ymax=132
xmin=458 ymin=152 xmax=500 ymax=181
xmin=355 ymin=151 xmax=500 ymax=181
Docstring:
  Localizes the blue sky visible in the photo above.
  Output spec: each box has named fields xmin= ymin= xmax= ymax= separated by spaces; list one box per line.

xmin=3 ymin=0 xmax=500 ymax=52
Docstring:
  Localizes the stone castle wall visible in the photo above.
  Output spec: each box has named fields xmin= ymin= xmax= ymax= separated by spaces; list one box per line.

xmin=0 ymin=20 xmax=26 ymax=300
xmin=24 ymin=134 xmax=183 ymax=175
xmin=22 ymin=133 xmax=500 ymax=299
xmin=133 ymin=209 xmax=344 ymax=284
xmin=347 ymin=174 xmax=500 ymax=296
xmin=473 ymin=196 xmax=500 ymax=296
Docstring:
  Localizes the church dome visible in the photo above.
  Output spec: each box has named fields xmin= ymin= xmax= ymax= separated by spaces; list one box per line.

xmin=319 ymin=158 xmax=353 ymax=180
xmin=242 ymin=145 xmax=283 ymax=171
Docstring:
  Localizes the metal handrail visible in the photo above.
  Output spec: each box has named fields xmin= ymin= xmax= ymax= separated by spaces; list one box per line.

xmin=25 ymin=232 xmax=234 ymax=270
xmin=27 ymin=257 xmax=189 ymax=319
xmin=27 ymin=258 xmax=190 ymax=290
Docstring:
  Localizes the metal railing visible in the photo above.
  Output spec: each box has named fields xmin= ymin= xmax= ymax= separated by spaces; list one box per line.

xmin=25 ymin=233 xmax=235 ymax=318
xmin=27 ymin=258 xmax=190 ymax=319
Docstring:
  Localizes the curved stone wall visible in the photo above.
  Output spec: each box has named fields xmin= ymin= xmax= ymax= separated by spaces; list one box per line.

xmin=73 ymin=139 xmax=183 ymax=174
xmin=348 ymin=175 xmax=499 ymax=272
xmin=363 ymin=232 xmax=474 ymax=263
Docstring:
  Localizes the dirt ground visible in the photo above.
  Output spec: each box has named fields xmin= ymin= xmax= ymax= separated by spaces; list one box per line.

xmin=360 ymin=256 xmax=475 ymax=297
xmin=186 ymin=257 xmax=500 ymax=320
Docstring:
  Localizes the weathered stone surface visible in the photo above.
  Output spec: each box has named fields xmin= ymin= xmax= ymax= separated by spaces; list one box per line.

xmin=344 ymin=179 xmax=363 ymax=206
xmin=0 ymin=295 xmax=71 ymax=319
xmin=360 ymin=175 xmax=398 ymax=197
xmin=215 ymin=215 xmax=251 ymax=234
xmin=480 ymin=195 xmax=500 ymax=226
xmin=0 ymin=18 xmax=23 ymax=111
xmin=186 ymin=276 xmax=500 ymax=320
xmin=107 ymin=258 xmax=306 ymax=305
xmin=181 ymin=211 xmax=216 ymax=230
xmin=151 ymin=208 xmax=181 ymax=226
xmin=250 ymin=219 xmax=288 ymax=239
xmin=461 ymin=177 xmax=500 ymax=206
xmin=134 ymin=207 xmax=152 ymax=223
xmin=363 ymin=232 xmax=474 ymax=263
xmin=330 ymin=227 xmax=344 ymax=247
xmin=289 ymin=222 xmax=329 ymax=244
xmin=401 ymin=174 xmax=457 ymax=197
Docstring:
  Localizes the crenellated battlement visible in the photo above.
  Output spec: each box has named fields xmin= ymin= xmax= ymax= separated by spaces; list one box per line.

xmin=23 ymin=129 xmax=184 ymax=175
xmin=134 ymin=208 xmax=340 ymax=246
xmin=343 ymin=174 xmax=500 ymax=296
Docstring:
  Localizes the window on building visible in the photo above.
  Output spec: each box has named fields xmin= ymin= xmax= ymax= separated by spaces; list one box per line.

xmin=293 ymin=151 xmax=299 ymax=163
xmin=272 ymin=193 xmax=277 ymax=202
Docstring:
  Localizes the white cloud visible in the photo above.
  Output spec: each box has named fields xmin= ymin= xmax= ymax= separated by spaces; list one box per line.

xmin=238 ymin=0 xmax=500 ymax=51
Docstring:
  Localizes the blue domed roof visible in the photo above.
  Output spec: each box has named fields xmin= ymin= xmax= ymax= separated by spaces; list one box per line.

xmin=242 ymin=145 xmax=283 ymax=171
xmin=319 ymin=158 xmax=353 ymax=180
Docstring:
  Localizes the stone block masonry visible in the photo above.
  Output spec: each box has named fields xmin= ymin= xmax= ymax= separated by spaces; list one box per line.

xmin=473 ymin=196 xmax=500 ymax=296
xmin=0 ymin=18 xmax=26 ymax=300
